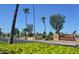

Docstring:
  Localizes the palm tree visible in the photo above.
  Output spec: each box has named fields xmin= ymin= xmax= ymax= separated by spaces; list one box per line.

xmin=50 ymin=14 xmax=65 ymax=34
xmin=9 ymin=4 xmax=19 ymax=44
xmin=33 ymin=4 xmax=35 ymax=36
xmin=41 ymin=16 xmax=46 ymax=33
xmin=23 ymin=8 xmax=29 ymax=27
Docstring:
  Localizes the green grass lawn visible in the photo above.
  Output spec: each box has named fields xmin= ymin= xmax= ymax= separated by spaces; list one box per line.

xmin=0 ymin=41 xmax=79 ymax=54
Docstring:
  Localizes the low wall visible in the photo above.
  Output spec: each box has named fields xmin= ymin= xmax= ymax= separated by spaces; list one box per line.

xmin=59 ymin=37 xmax=75 ymax=41
xmin=53 ymin=33 xmax=76 ymax=41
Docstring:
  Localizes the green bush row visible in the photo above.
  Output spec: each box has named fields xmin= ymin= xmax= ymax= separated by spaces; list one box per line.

xmin=0 ymin=42 xmax=79 ymax=54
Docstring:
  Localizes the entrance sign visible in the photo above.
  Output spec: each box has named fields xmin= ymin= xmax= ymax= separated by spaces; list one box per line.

xmin=53 ymin=33 xmax=76 ymax=41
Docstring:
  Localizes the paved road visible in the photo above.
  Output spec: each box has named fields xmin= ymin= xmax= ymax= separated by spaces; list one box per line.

xmin=0 ymin=37 xmax=34 ymax=43
xmin=0 ymin=37 xmax=78 ymax=47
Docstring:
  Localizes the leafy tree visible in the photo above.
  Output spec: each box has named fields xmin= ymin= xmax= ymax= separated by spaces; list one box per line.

xmin=48 ymin=32 xmax=53 ymax=36
xmin=50 ymin=14 xmax=65 ymax=34
xmin=22 ymin=28 xmax=28 ymax=38
xmin=36 ymin=32 xmax=42 ymax=36
xmin=14 ymin=28 xmax=20 ymax=38
xmin=42 ymin=31 xmax=46 ymax=38
xmin=27 ymin=24 xmax=33 ymax=37
xmin=7 ymin=33 xmax=10 ymax=37
xmin=22 ymin=24 xmax=33 ymax=37
xmin=75 ymin=34 xmax=79 ymax=38
xmin=59 ymin=32 xmax=66 ymax=37
xmin=9 ymin=4 xmax=19 ymax=44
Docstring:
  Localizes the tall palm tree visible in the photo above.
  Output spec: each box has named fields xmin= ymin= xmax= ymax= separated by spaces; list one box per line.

xmin=23 ymin=8 xmax=29 ymax=27
xmin=9 ymin=4 xmax=19 ymax=44
xmin=41 ymin=16 xmax=46 ymax=33
xmin=33 ymin=4 xmax=35 ymax=36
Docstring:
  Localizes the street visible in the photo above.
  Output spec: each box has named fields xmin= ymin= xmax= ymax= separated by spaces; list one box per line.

xmin=0 ymin=37 xmax=79 ymax=47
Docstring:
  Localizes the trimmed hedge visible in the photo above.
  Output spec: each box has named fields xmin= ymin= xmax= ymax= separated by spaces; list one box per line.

xmin=0 ymin=42 xmax=79 ymax=54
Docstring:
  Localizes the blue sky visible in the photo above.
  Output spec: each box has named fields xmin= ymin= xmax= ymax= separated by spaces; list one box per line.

xmin=0 ymin=4 xmax=79 ymax=34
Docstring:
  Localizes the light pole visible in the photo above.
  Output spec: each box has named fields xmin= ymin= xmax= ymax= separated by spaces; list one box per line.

xmin=33 ymin=4 xmax=36 ymax=36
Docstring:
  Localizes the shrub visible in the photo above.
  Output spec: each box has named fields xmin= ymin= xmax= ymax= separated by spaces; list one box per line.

xmin=48 ymin=36 xmax=53 ymax=40
xmin=0 ymin=42 xmax=79 ymax=54
xmin=35 ymin=36 xmax=43 ymax=40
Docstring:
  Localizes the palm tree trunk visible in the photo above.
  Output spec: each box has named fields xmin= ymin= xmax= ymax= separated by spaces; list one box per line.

xmin=56 ymin=30 xmax=59 ymax=34
xmin=56 ymin=25 xmax=60 ymax=34
xmin=44 ymin=22 xmax=46 ymax=32
xmin=56 ymin=24 xmax=60 ymax=35
xmin=25 ymin=14 xmax=27 ymax=38
xmin=26 ymin=14 xmax=27 ymax=27
xmin=9 ymin=4 xmax=19 ymax=44
xmin=33 ymin=4 xmax=35 ymax=36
